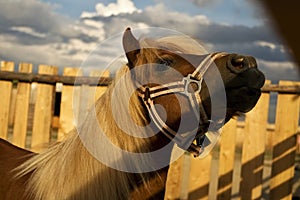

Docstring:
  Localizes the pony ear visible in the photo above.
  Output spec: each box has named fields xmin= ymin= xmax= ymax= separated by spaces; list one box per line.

xmin=123 ymin=27 xmax=140 ymax=69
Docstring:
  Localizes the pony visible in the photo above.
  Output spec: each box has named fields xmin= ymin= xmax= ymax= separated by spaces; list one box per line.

xmin=0 ymin=28 xmax=265 ymax=199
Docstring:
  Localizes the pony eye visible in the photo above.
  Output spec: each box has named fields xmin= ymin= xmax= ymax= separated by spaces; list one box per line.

xmin=156 ymin=58 xmax=174 ymax=71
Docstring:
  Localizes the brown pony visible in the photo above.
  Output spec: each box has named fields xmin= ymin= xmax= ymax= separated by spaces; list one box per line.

xmin=0 ymin=28 xmax=265 ymax=199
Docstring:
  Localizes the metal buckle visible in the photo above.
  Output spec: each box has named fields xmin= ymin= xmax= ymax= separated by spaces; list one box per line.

xmin=183 ymin=74 xmax=202 ymax=95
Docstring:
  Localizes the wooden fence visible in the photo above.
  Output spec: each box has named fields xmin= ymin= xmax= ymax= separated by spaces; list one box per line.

xmin=0 ymin=61 xmax=299 ymax=199
xmin=165 ymin=80 xmax=300 ymax=200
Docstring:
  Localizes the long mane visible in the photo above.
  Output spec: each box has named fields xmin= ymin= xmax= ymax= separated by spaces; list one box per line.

xmin=15 ymin=66 xmax=154 ymax=199
xmin=14 ymin=35 xmax=206 ymax=199
xmin=141 ymin=35 xmax=208 ymax=55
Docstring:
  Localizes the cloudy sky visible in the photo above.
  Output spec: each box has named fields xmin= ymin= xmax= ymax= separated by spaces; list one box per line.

xmin=0 ymin=0 xmax=299 ymax=82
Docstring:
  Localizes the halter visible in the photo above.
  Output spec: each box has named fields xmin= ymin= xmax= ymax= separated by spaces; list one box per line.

xmin=138 ymin=52 xmax=228 ymax=157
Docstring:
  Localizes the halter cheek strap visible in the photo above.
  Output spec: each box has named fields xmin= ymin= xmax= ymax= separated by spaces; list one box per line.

xmin=138 ymin=52 xmax=228 ymax=157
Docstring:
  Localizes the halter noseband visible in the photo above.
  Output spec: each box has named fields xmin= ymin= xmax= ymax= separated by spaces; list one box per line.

xmin=138 ymin=52 xmax=227 ymax=157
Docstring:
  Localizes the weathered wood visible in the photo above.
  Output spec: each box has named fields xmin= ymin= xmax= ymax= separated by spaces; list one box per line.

xmin=239 ymin=80 xmax=270 ymax=199
xmin=165 ymin=152 xmax=188 ymax=199
xmin=180 ymin=153 xmax=192 ymax=200
xmin=231 ymin=122 xmax=245 ymax=200
xmin=188 ymin=153 xmax=213 ymax=200
xmin=261 ymin=84 xmax=300 ymax=94
xmin=57 ymin=68 xmax=82 ymax=141
xmin=0 ymin=62 xmax=14 ymax=139
xmin=270 ymin=81 xmax=300 ymax=200
xmin=0 ymin=71 xmax=112 ymax=86
xmin=78 ymin=84 xmax=90 ymax=124
xmin=217 ymin=119 xmax=237 ymax=200
xmin=88 ymin=70 xmax=110 ymax=107
xmin=8 ymin=88 xmax=17 ymax=129
xmin=31 ymin=65 xmax=58 ymax=152
xmin=12 ymin=63 xmax=32 ymax=148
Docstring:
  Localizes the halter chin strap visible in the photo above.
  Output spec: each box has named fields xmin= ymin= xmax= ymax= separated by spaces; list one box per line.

xmin=138 ymin=52 xmax=228 ymax=157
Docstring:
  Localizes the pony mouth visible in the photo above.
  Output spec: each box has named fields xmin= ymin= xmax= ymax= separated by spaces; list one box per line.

xmin=244 ymin=87 xmax=261 ymax=97
xmin=227 ymin=86 xmax=262 ymax=113
xmin=227 ymin=85 xmax=262 ymax=92
xmin=227 ymin=86 xmax=262 ymax=97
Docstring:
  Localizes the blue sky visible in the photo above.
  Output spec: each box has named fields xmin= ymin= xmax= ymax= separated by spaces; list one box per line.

xmin=0 ymin=0 xmax=298 ymax=82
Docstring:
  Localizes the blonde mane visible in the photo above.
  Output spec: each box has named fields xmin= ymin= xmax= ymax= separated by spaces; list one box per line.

xmin=138 ymin=35 xmax=208 ymax=56
xmin=15 ymin=35 xmax=203 ymax=199
xmin=15 ymin=65 xmax=157 ymax=199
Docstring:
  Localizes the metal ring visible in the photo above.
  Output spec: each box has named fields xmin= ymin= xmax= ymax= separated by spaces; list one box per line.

xmin=183 ymin=74 xmax=202 ymax=94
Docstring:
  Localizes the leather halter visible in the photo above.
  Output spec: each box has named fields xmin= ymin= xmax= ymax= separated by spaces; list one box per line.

xmin=138 ymin=52 xmax=228 ymax=157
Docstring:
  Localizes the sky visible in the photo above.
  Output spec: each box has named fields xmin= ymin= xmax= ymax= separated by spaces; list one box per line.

xmin=0 ymin=0 xmax=299 ymax=82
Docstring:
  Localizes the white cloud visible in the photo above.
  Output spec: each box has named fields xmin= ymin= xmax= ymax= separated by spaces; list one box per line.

xmin=189 ymin=0 xmax=222 ymax=7
xmin=72 ymin=20 xmax=105 ymax=41
xmin=0 ymin=34 xmax=81 ymax=67
xmin=95 ymin=0 xmax=140 ymax=17
xmin=0 ymin=0 xmax=72 ymax=38
xmin=255 ymin=41 xmax=276 ymax=50
xmin=80 ymin=0 xmax=141 ymax=18
xmin=11 ymin=26 xmax=46 ymax=38
xmin=257 ymin=59 xmax=299 ymax=82
xmin=258 ymin=60 xmax=296 ymax=71
xmin=142 ymin=3 xmax=210 ymax=26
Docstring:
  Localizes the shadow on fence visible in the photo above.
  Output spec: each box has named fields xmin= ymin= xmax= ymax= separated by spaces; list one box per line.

xmin=187 ymin=134 xmax=298 ymax=199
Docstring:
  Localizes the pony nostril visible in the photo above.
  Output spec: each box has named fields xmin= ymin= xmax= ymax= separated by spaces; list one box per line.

xmin=231 ymin=55 xmax=245 ymax=69
xmin=247 ymin=56 xmax=258 ymax=68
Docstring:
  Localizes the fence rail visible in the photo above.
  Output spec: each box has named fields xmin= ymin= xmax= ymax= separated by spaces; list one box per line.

xmin=1 ymin=68 xmax=300 ymax=94
xmin=0 ymin=61 xmax=299 ymax=199
xmin=0 ymin=71 xmax=112 ymax=86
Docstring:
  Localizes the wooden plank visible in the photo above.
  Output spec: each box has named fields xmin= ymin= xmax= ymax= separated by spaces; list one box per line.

xmin=63 ymin=69 xmax=110 ymax=129
xmin=8 ymin=88 xmax=17 ymax=128
xmin=180 ymin=152 xmax=192 ymax=200
xmin=217 ymin=118 xmax=238 ymax=200
xmin=231 ymin=124 xmax=244 ymax=200
xmin=270 ymin=81 xmax=300 ymax=200
xmin=0 ymin=71 xmax=112 ymax=85
xmin=261 ymin=84 xmax=300 ymax=94
xmin=0 ymin=62 xmax=14 ymax=139
xmin=79 ymin=70 xmax=110 ymax=123
xmin=12 ymin=63 xmax=32 ymax=148
xmin=78 ymin=84 xmax=90 ymax=124
xmin=165 ymin=152 xmax=187 ymax=199
xmin=57 ymin=68 xmax=82 ymax=141
xmin=188 ymin=153 xmax=213 ymax=200
xmin=208 ymin=143 xmax=219 ymax=200
xmin=239 ymin=80 xmax=271 ymax=199
xmin=31 ymin=65 xmax=58 ymax=152
xmin=88 ymin=70 xmax=110 ymax=107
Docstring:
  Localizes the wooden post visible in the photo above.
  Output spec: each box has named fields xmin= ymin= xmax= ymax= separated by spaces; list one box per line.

xmin=77 ymin=70 xmax=111 ymax=124
xmin=31 ymin=65 xmax=58 ymax=152
xmin=217 ymin=118 xmax=238 ymax=200
xmin=57 ymin=67 xmax=82 ymax=141
xmin=188 ymin=153 xmax=213 ymax=200
xmin=12 ymin=63 xmax=33 ymax=148
xmin=231 ymin=122 xmax=245 ymax=199
xmin=0 ymin=62 xmax=14 ymax=139
xmin=88 ymin=70 xmax=110 ymax=107
xmin=270 ymin=81 xmax=300 ymax=199
xmin=239 ymin=80 xmax=270 ymax=199
xmin=78 ymin=84 xmax=90 ymax=123
xmin=165 ymin=152 xmax=189 ymax=199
